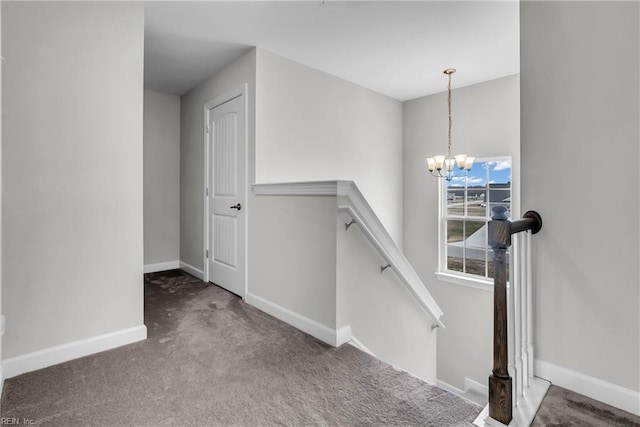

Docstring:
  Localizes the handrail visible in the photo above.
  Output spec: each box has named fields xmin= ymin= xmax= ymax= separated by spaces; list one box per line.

xmin=336 ymin=182 xmax=445 ymax=329
xmin=252 ymin=180 xmax=445 ymax=329
xmin=511 ymin=211 xmax=543 ymax=235
xmin=487 ymin=207 xmax=542 ymax=425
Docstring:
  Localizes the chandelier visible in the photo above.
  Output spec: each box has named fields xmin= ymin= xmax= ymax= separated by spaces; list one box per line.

xmin=426 ymin=68 xmax=474 ymax=180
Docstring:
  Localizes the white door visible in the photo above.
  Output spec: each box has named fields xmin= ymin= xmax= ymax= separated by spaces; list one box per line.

xmin=207 ymin=95 xmax=245 ymax=296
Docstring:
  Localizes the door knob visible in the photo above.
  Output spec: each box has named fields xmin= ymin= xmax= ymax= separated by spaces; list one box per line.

xmin=229 ymin=203 xmax=242 ymax=211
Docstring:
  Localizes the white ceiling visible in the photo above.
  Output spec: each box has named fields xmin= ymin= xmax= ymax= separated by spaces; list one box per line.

xmin=144 ymin=1 xmax=519 ymax=101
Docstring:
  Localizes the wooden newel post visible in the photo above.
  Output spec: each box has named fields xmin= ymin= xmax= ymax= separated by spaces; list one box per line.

xmin=488 ymin=206 xmax=512 ymax=425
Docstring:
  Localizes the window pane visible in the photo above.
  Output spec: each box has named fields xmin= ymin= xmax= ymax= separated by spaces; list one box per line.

xmin=466 ymin=162 xmax=488 ymax=188
xmin=487 ymin=159 xmax=511 ymax=220
xmin=489 ymin=188 xmax=511 ymax=202
xmin=488 ymin=160 xmax=511 ymax=184
xmin=446 ymin=220 xmax=464 ymax=243
xmin=464 ymin=221 xmax=487 ymax=277
xmin=465 ymin=258 xmax=487 ymax=277
xmin=447 ymin=254 xmax=464 ymax=272
xmin=447 ymin=190 xmax=465 ymax=216
xmin=464 ymin=221 xmax=486 ymax=249
xmin=446 ymin=176 xmax=466 ymax=189
xmin=466 ymin=188 xmax=486 ymax=217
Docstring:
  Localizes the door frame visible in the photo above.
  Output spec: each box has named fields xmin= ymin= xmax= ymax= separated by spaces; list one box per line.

xmin=203 ymin=83 xmax=249 ymax=299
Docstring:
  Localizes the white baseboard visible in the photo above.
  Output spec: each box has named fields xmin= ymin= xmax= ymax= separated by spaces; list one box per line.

xmin=535 ymin=359 xmax=640 ymax=416
xmin=336 ymin=325 xmax=352 ymax=347
xmin=0 ymin=315 xmax=5 ymax=395
xmin=465 ymin=377 xmax=489 ymax=399
xmin=437 ymin=379 xmax=486 ymax=407
xmin=349 ymin=336 xmax=375 ymax=357
xmin=179 ymin=261 xmax=205 ymax=280
xmin=144 ymin=260 xmax=180 ymax=273
xmin=245 ymin=292 xmax=346 ymax=347
xmin=437 ymin=379 xmax=465 ymax=395
xmin=350 ymin=335 xmax=436 ymax=387
xmin=3 ymin=325 xmax=147 ymax=379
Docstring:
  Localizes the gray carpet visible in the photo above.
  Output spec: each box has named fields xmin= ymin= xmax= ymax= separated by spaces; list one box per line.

xmin=2 ymin=270 xmax=481 ymax=426
xmin=532 ymin=385 xmax=640 ymax=427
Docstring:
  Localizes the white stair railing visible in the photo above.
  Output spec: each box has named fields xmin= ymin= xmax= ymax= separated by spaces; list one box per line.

xmin=509 ymin=230 xmax=534 ymax=409
xmin=474 ymin=211 xmax=550 ymax=427
xmin=252 ymin=180 xmax=445 ymax=330
xmin=336 ymin=180 xmax=444 ymax=329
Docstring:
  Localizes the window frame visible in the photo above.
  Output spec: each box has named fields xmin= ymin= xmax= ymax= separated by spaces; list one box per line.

xmin=436 ymin=156 xmax=513 ymax=290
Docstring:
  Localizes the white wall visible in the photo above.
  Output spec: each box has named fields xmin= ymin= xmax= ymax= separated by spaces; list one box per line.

xmin=0 ymin=2 xmax=4 ymax=382
xmin=336 ymin=214 xmax=437 ymax=383
xmin=180 ymin=48 xmax=403 ymax=275
xmin=255 ymin=49 xmax=404 ymax=246
xmin=403 ymin=75 xmax=520 ymax=393
xmin=144 ymin=90 xmax=180 ymax=266
xmin=248 ymin=195 xmax=338 ymax=330
xmin=2 ymin=2 xmax=144 ymax=358
xmin=2 ymin=2 xmax=145 ymax=358
xmin=248 ymin=183 xmax=439 ymax=383
xmin=521 ymin=0 xmax=640 ymax=404
xmin=180 ymin=49 xmax=256 ymax=273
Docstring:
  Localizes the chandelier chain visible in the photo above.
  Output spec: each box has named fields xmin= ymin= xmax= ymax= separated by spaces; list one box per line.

xmin=447 ymin=71 xmax=452 ymax=160
xmin=426 ymin=67 xmax=474 ymax=181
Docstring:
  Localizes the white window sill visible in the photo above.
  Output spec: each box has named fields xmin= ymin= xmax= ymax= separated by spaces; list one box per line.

xmin=434 ymin=272 xmax=494 ymax=292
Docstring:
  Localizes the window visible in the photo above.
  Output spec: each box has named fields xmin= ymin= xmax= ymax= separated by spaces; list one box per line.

xmin=439 ymin=157 xmax=512 ymax=283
